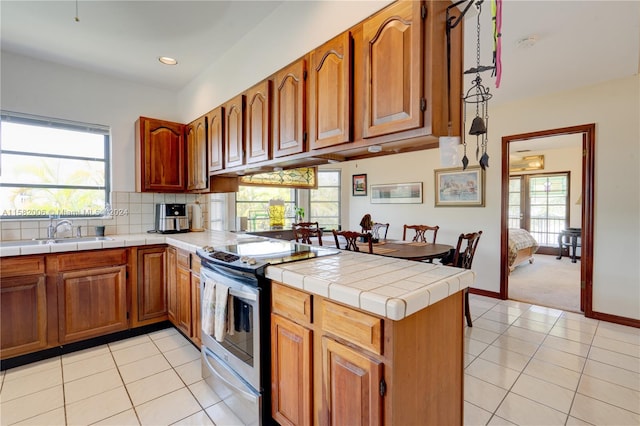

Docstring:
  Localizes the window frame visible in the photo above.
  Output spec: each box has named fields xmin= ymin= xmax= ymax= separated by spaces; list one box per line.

xmin=0 ymin=111 xmax=111 ymax=220
xmin=232 ymin=169 xmax=341 ymax=232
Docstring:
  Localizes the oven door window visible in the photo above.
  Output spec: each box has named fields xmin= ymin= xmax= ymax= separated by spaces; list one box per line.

xmin=217 ymin=293 xmax=255 ymax=368
xmin=200 ymin=265 xmax=260 ymax=373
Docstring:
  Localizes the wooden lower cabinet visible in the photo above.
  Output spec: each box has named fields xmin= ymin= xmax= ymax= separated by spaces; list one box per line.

xmin=135 ymin=246 xmax=168 ymax=325
xmin=53 ymin=249 xmax=129 ymax=345
xmin=271 ymin=313 xmax=313 ymax=426
xmin=57 ymin=265 xmax=127 ymax=344
xmin=322 ymin=337 xmax=382 ymax=426
xmin=167 ymin=247 xmax=201 ymax=346
xmin=176 ymin=265 xmax=192 ymax=336
xmin=167 ymin=247 xmax=178 ymax=323
xmin=270 ymin=281 xmax=464 ymax=425
xmin=0 ymin=255 xmax=50 ymax=359
xmin=190 ymin=256 xmax=202 ymax=347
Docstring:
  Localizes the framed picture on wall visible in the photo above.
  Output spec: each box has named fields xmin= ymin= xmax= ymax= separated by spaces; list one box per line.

xmin=370 ymin=182 xmax=423 ymax=204
xmin=434 ymin=166 xmax=485 ymax=207
xmin=352 ymin=174 xmax=367 ymax=196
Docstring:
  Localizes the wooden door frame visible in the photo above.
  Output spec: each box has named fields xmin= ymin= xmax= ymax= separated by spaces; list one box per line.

xmin=500 ymin=124 xmax=595 ymax=316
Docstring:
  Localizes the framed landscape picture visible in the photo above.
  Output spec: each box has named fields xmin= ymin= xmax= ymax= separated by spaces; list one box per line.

xmin=434 ymin=166 xmax=485 ymax=207
xmin=371 ymin=182 xmax=423 ymax=204
xmin=352 ymin=174 xmax=367 ymax=196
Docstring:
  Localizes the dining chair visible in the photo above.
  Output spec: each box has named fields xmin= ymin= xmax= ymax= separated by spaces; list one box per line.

xmin=403 ymin=224 xmax=439 ymax=244
xmin=332 ymin=230 xmax=373 ymax=254
xmin=292 ymin=222 xmax=323 ymax=246
xmin=371 ymin=222 xmax=389 ymax=241
xmin=441 ymin=231 xmax=482 ymax=327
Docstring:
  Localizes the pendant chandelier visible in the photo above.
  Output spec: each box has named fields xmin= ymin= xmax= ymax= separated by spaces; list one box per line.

xmin=445 ymin=0 xmax=501 ymax=170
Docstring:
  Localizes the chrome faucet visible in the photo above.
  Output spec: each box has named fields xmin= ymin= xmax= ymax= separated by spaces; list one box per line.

xmin=47 ymin=218 xmax=73 ymax=239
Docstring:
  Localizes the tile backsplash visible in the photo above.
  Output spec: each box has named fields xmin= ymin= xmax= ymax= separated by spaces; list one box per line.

xmin=0 ymin=192 xmax=209 ymax=241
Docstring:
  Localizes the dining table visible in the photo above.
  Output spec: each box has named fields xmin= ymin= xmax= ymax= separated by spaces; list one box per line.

xmin=358 ymin=240 xmax=454 ymax=262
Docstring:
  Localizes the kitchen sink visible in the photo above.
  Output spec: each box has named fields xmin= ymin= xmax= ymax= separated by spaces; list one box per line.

xmin=1 ymin=236 xmax=114 ymax=247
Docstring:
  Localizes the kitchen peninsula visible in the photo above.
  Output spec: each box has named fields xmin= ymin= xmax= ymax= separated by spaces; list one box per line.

xmin=1 ymin=230 xmax=473 ymax=424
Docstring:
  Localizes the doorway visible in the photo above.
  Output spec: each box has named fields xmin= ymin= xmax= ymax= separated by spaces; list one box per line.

xmin=500 ymin=124 xmax=595 ymax=316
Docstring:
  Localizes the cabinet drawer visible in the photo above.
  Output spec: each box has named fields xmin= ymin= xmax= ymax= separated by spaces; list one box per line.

xmin=272 ymin=282 xmax=312 ymax=325
xmin=0 ymin=256 xmax=45 ymax=278
xmin=177 ymin=249 xmax=190 ymax=269
xmin=321 ymin=300 xmax=382 ymax=355
xmin=56 ymin=249 xmax=127 ymax=271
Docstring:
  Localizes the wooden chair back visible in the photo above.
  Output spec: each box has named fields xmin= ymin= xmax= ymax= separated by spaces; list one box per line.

xmin=371 ymin=223 xmax=389 ymax=240
xmin=403 ymin=225 xmax=440 ymax=244
xmin=292 ymin=222 xmax=323 ymax=245
xmin=332 ymin=230 xmax=373 ymax=254
xmin=449 ymin=231 xmax=483 ymax=269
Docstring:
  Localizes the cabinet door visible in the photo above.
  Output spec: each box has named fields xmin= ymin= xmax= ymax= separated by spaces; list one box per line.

xmin=362 ymin=0 xmax=423 ymax=138
xmin=191 ymin=273 xmax=201 ymax=346
xmin=136 ymin=117 xmax=186 ymax=192
xmin=176 ymin=266 xmax=192 ymax=336
xmin=1 ymin=274 xmax=48 ymax=359
xmin=166 ymin=247 xmax=178 ymax=323
xmin=207 ymin=106 xmax=225 ymax=172
xmin=245 ymin=80 xmax=272 ymax=164
xmin=273 ymin=59 xmax=306 ymax=157
xmin=271 ymin=314 xmax=313 ymax=426
xmin=309 ymin=32 xmax=352 ymax=150
xmin=137 ymin=247 xmax=167 ymax=323
xmin=58 ymin=265 xmax=127 ymax=344
xmin=187 ymin=115 xmax=209 ymax=191
xmin=322 ymin=337 xmax=382 ymax=426
xmin=225 ymin=94 xmax=245 ymax=168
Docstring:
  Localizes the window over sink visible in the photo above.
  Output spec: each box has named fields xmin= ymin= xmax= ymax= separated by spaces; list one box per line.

xmin=0 ymin=111 xmax=110 ymax=219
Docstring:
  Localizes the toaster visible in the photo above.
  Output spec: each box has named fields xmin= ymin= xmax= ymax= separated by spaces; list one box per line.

xmin=155 ymin=203 xmax=189 ymax=234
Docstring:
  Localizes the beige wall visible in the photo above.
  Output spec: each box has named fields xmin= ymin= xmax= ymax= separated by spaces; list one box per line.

xmin=332 ymin=75 xmax=640 ymax=320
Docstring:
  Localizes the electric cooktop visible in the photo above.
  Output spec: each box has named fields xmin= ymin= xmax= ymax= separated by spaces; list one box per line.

xmin=196 ymin=237 xmax=339 ymax=274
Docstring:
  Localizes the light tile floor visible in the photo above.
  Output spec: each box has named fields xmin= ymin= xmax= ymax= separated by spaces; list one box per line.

xmin=1 ymin=295 xmax=639 ymax=425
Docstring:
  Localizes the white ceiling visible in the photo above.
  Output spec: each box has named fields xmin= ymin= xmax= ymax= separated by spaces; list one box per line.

xmin=1 ymin=0 xmax=639 ymax=104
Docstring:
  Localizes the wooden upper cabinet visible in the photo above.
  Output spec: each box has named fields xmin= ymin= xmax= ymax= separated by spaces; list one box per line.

xmin=273 ymin=59 xmax=306 ymax=157
xmin=207 ymin=106 xmax=225 ymax=173
xmin=224 ymin=94 xmax=245 ymax=168
xmin=186 ymin=115 xmax=208 ymax=192
xmin=136 ymin=117 xmax=186 ymax=192
xmin=245 ymin=80 xmax=272 ymax=164
xmin=309 ymin=32 xmax=352 ymax=150
xmin=362 ymin=0 xmax=424 ymax=139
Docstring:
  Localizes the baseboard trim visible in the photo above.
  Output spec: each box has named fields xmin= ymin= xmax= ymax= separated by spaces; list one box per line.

xmin=468 ymin=288 xmax=502 ymax=299
xmin=589 ymin=311 xmax=640 ymax=329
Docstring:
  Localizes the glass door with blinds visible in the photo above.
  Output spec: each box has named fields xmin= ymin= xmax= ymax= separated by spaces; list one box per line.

xmin=509 ymin=173 xmax=570 ymax=252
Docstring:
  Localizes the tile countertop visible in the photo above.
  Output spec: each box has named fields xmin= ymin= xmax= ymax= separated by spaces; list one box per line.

xmin=0 ymin=230 xmax=474 ymax=321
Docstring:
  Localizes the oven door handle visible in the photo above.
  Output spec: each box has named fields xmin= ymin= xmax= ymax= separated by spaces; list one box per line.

xmin=203 ymin=348 xmax=259 ymax=403
xmin=228 ymin=288 xmax=258 ymax=301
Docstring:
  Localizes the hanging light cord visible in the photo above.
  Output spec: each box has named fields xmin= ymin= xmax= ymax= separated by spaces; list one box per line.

xmin=75 ymin=0 xmax=80 ymax=22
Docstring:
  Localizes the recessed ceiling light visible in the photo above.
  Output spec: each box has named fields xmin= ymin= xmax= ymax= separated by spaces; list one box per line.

xmin=158 ymin=56 xmax=178 ymax=66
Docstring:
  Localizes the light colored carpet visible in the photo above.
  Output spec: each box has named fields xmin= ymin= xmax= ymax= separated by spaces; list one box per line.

xmin=508 ymin=253 xmax=581 ymax=313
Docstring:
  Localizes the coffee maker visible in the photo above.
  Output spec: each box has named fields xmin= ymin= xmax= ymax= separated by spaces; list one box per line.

xmin=154 ymin=203 xmax=189 ymax=233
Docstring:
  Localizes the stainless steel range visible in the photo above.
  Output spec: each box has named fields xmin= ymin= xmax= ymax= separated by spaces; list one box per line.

xmin=196 ymin=238 xmax=338 ymax=425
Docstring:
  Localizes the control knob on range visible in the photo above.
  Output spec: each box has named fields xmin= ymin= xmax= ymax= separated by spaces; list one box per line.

xmin=240 ymin=256 xmax=257 ymax=265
